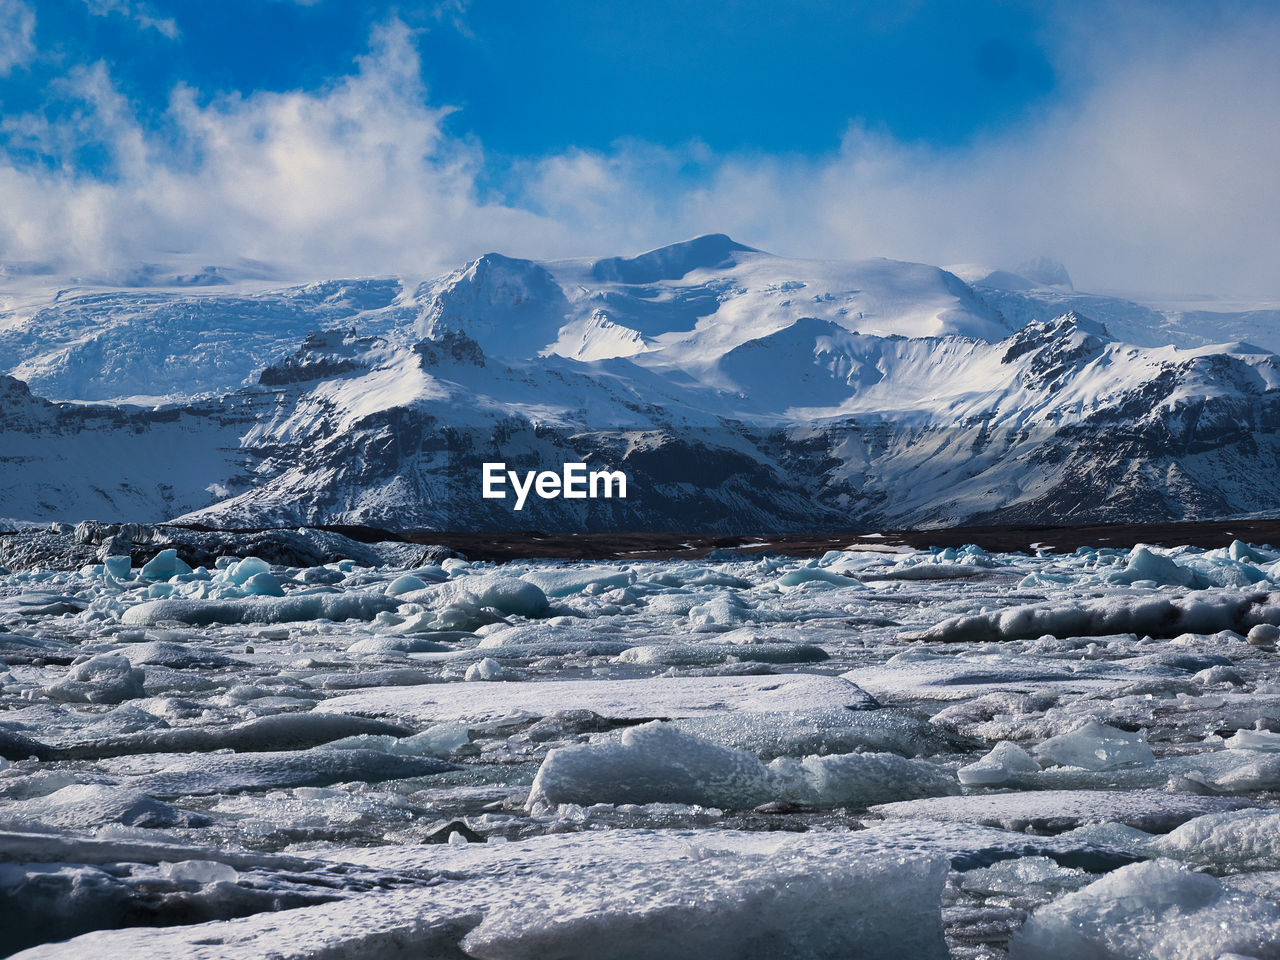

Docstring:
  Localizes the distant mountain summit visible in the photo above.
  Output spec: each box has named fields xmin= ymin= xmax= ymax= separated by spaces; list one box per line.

xmin=0 ymin=235 xmax=1017 ymax=402
xmin=590 ymin=234 xmax=757 ymax=283
xmin=3 ymin=237 xmax=1280 ymax=531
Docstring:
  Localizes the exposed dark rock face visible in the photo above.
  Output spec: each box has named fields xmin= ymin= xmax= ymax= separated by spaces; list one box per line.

xmin=258 ymin=329 xmax=381 ymax=386
xmin=0 ymin=524 xmax=441 ymax=572
xmin=414 ymin=331 xmax=486 ymax=368
xmin=4 ymin=313 xmax=1280 ymax=534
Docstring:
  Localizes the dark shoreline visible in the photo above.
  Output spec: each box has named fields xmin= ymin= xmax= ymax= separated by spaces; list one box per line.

xmin=7 ymin=517 xmax=1280 ymax=564
xmin=393 ymin=517 xmax=1280 ymax=562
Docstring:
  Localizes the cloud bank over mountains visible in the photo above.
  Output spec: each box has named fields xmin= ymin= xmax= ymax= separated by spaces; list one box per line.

xmin=1 ymin=2 xmax=1279 ymax=297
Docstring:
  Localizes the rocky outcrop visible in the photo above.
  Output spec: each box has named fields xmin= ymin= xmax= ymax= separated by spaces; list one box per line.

xmin=0 ymin=523 xmax=450 ymax=573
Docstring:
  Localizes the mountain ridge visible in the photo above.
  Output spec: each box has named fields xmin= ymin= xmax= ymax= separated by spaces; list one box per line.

xmin=3 ymin=236 xmax=1280 ymax=532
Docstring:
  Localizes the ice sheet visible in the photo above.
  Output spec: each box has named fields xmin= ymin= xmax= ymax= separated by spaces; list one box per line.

xmin=316 ymin=674 xmax=876 ymax=723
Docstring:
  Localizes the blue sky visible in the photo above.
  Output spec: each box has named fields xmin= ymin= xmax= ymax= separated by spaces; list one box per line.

xmin=1 ymin=1 xmax=1279 ymax=296
xmin=12 ymin=1 xmax=1058 ymax=157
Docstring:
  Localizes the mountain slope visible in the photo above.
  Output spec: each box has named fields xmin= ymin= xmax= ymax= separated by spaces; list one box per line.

xmin=3 ymin=238 xmax=1280 ymax=532
xmin=0 ymin=376 xmax=258 ymax=521
xmin=0 ymin=279 xmax=411 ymax=402
xmin=0 ymin=237 xmax=1011 ymax=402
xmin=169 ymin=313 xmax=1280 ymax=531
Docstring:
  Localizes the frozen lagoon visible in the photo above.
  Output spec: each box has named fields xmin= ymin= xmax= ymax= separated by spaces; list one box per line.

xmin=2 ymin=537 xmax=1280 ymax=957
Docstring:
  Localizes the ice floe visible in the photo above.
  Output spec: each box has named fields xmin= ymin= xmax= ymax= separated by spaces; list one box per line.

xmin=871 ymin=789 xmax=1247 ymax=833
xmin=5 ymin=538 xmax=1280 ymax=956
xmin=526 ymin=721 xmax=959 ymax=810
xmin=317 ymin=674 xmax=876 ymax=724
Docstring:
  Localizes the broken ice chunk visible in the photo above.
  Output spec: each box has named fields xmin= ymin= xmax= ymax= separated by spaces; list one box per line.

xmin=0 ymin=784 xmax=204 ymax=830
xmin=385 ymin=574 xmax=428 ymax=596
xmin=1107 ymin=546 xmax=1198 ymax=588
xmin=161 ymin=859 xmax=239 ymax=885
xmin=1032 ymin=720 xmax=1155 ymax=771
xmin=44 ymin=654 xmax=145 ymax=704
xmin=1248 ymin=624 xmax=1280 ymax=647
xmin=226 ymin=556 xmax=270 ymax=585
xmin=102 ymin=555 xmax=132 ymax=580
xmin=671 ymin=708 xmax=958 ymax=760
xmin=1011 ymin=859 xmax=1280 ymax=960
xmin=521 ymin=566 xmax=633 ymax=597
xmin=958 ymin=741 xmax=1040 ymax=786
xmin=526 ymin=722 xmax=958 ymax=811
xmin=1224 ymin=724 xmax=1280 ymax=752
xmin=687 ymin=594 xmax=753 ymax=626
xmin=401 ymin=575 xmax=549 ymax=618
xmin=1204 ymin=753 xmax=1280 ymax=793
xmin=527 ymin=723 xmax=776 ymax=810
xmin=776 ymin=566 xmax=867 ymax=589
xmin=958 ymin=856 xmax=1090 ymax=898
xmin=139 ymin=549 xmax=192 ymax=581
xmin=241 ymin=572 xmax=285 ymax=597
xmin=465 ymin=658 xmax=509 ymax=682
xmin=616 ymin=641 xmax=828 ymax=666
xmin=1152 ymin=809 xmax=1280 ymax=869
xmin=786 ymin=751 xmax=960 ymax=808
xmin=121 ymin=592 xmax=399 ymax=625
xmin=461 ymin=847 xmax=949 ymax=960
xmin=389 ymin=723 xmax=471 ymax=758
xmin=871 ymin=789 xmax=1244 ymax=834
xmin=904 ymin=590 xmax=1280 ymax=644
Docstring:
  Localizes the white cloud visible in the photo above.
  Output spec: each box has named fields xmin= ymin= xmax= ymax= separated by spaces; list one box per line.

xmin=2 ymin=7 xmax=1280 ymax=296
xmin=0 ymin=0 xmax=35 ymax=75
xmin=513 ymin=4 xmax=1280 ymax=298
xmin=83 ymin=0 xmax=179 ymax=40
xmin=0 ymin=20 xmax=557 ymax=278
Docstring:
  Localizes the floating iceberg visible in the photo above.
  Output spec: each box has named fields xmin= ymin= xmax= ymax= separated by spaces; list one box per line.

xmin=526 ymin=722 xmax=958 ymax=810
xmin=121 ymin=592 xmax=400 ymax=626
xmin=44 ymin=655 xmax=145 ymax=704
xmin=1032 ymin=719 xmax=1155 ymax=771
xmin=905 ymin=589 xmax=1280 ymax=643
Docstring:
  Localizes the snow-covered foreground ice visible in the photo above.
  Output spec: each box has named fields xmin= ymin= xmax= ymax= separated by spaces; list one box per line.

xmin=4 ymin=539 xmax=1280 ymax=957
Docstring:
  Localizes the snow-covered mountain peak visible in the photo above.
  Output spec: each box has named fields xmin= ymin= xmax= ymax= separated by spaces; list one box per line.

xmin=589 ymin=233 xmax=760 ymax=283
xmin=1002 ymin=311 xmax=1111 ymax=359
xmin=7 ymin=292 xmax=1280 ymax=529
xmin=415 ymin=253 xmax=568 ymax=360
xmin=403 ymin=239 xmax=1012 ymax=372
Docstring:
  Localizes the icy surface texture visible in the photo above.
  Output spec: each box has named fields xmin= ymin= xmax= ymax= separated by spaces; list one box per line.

xmin=526 ymin=721 xmax=959 ymax=810
xmin=2 ymin=541 xmax=1280 ymax=956
xmin=1011 ymin=859 xmax=1280 ymax=959
xmin=12 ymin=831 xmax=951 ymax=960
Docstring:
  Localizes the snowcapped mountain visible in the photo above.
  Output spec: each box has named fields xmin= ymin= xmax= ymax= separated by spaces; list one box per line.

xmin=0 ymin=235 xmax=1011 ymax=403
xmin=420 ymin=235 xmax=1012 ymax=371
xmin=953 ymin=261 xmax=1280 ymax=356
xmin=3 ymin=236 xmax=1280 ymax=532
